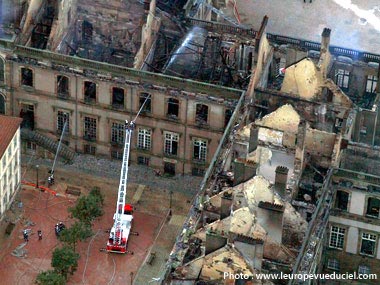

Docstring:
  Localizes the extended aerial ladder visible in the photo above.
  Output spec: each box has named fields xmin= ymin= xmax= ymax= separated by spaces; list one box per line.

xmin=106 ymin=95 xmax=150 ymax=253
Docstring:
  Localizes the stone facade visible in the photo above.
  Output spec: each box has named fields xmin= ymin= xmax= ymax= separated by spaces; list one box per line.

xmin=0 ymin=46 xmax=242 ymax=175
xmin=0 ymin=117 xmax=21 ymax=219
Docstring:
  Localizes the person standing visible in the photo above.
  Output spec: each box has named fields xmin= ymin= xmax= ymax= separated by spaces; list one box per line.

xmin=23 ymin=230 xmax=29 ymax=242
xmin=38 ymin=230 xmax=42 ymax=240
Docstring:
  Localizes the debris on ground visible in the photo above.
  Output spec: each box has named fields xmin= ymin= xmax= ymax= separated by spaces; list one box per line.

xmin=11 ymin=242 xmax=28 ymax=258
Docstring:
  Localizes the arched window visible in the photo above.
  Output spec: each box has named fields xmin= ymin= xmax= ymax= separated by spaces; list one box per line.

xmin=0 ymin=57 xmax=4 ymax=84
xmin=0 ymin=93 xmax=5 ymax=114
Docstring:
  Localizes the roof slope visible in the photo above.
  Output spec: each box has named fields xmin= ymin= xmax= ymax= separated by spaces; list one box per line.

xmin=256 ymin=104 xmax=300 ymax=133
xmin=0 ymin=115 xmax=22 ymax=159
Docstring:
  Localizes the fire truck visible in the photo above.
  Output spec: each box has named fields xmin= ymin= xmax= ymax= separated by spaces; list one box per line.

xmin=106 ymin=94 xmax=149 ymax=253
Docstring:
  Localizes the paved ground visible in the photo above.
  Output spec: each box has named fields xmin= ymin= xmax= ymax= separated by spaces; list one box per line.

xmin=222 ymin=0 xmax=380 ymax=53
xmin=23 ymin=153 xmax=201 ymax=196
xmin=0 ymin=155 xmax=200 ymax=285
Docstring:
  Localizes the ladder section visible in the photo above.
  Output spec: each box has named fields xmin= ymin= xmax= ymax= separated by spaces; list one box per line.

xmin=115 ymin=121 xmax=133 ymax=218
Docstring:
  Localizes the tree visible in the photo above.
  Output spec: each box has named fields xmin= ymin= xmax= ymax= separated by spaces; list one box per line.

xmin=51 ymin=246 xmax=80 ymax=280
xmin=35 ymin=270 xmax=65 ymax=285
xmin=69 ymin=194 xmax=103 ymax=226
xmin=59 ymin=221 xmax=92 ymax=252
xmin=89 ymin=186 xmax=104 ymax=206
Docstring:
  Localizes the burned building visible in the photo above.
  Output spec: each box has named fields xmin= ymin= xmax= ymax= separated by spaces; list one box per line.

xmin=1 ymin=0 xmax=380 ymax=284
xmin=161 ymin=1 xmax=380 ymax=285
xmin=0 ymin=0 xmax=255 ymax=175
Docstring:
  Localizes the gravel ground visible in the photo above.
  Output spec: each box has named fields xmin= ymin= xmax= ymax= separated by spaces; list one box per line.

xmin=22 ymin=154 xmax=202 ymax=196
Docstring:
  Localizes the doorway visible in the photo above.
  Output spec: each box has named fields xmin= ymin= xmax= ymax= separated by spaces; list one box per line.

xmin=164 ymin=162 xmax=176 ymax=176
xmin=20 ymin=103 xmax=35 ymax=130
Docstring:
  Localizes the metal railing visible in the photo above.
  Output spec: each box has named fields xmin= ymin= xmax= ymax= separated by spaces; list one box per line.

xmin=267 ymin=33 xmax=380 ymax=63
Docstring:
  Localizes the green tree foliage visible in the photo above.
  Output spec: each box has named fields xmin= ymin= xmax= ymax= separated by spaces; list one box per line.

xmin=35 ymin=270 xmax=65 ymax=285
xmin=51 ymin=246 xmax=80 ymax=280
xmin=59 ymin=221 xmax=92 ymax=252
xmin=89 ymin=186 xmax=104 ymax=206
xmin=69 ymin=194 xmax=104 ymax=225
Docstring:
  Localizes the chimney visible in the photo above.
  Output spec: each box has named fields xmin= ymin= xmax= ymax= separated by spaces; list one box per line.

xmin=233 ymin=158 xmax=257 ymax=186
xmin=318 ymin=28 xmax=332 ymax=79
xmin=233 ymin=234 xmax=264 ymax=270
xmin=220 ymin=190 xmax=233 ymax=219
xmin=143 ymin=0 xmax=151 ymax=12
xmin=274 ymin=166 xmax=289 ymax=198
xmin=249 ymin=123 xmax=259 ymax=153
xmin=205 ymin=229 xmax=228 ymax=255
xmin=256 ymin=201 xmax=285 ymax=244
xmin=321 ymin=28 xmax=331 ymax=52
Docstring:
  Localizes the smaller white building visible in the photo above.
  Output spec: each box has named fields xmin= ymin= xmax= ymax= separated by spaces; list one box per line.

xmin=0 ymin=115 xmax=22 ymax=219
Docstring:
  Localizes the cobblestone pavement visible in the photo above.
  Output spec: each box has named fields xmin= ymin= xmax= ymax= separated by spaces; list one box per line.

xmin=22 ymin=154 xmax=202 ymax=196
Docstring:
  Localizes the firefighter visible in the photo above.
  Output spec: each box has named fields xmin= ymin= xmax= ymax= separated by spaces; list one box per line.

xmin=55 ymin=224 xmax=60 ymax=236
xmin=59 ymin=222 xmax=65 ymax=232
xmin=23 ymin=230 xmax=29 ymax=242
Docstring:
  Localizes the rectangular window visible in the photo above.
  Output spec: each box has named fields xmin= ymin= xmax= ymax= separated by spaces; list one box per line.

xmin=137 ymin=156 xmax=150 ymax=165
xmin=360 ymin=232 xmax=377 ymax=256
xmin=193 ymin=139 xmax=207 ymax=162
xmin=13 ymin=135 xmax=17 ymax=149
xmin=84 ymin=81 xmax=96 ymax=103
xmin=164 ymin=132 xmax=179 ymax=156
xmin=224 ymin=109 xmax=233 ymax=128
xmin=137 ymin=128 xmax=151 ymax=150
xmin=111 ymin=122 xmax=124 ymax=145
xmin=21 ymin=68 xmax=33 ymax=87
xmin=26 ymin=141 xmax=36 ymax=151
xmin=139 ymin=93 xmax=151 ymax=113
xmin=192 ymin=167 xmax=205 ymax=176
xmin=167 ymin=98 xmax=179 ymax=118
xmin=84 ymin=117 xmax=97 ymax=141
xmin=329 ymin=226 xmax=345 ymax=249
xmin=83 ymin=144 xmax=96 ymax=155
xmin=0 ymin=57 xmax=4 ymax=84
xmin=366 ymin=197 xmax=380 ymax=218
xmin=57 ymin=75 xmax=69 ymax=97
xmin=335 ymin=190 xmax=349 ymax=211
xmin=195 ymin=104 xmax=209 ymax=124
xmin=112 ymin=87 xmax=125 ymax=109
xmin=358 ymin=265 xmax=370 ymax=275
xmin=327 ymin=259 xmax=340 ymax=271
xmin=336 ymin=69 xmax=350 ymax=89
xmin=57 ymin=111 xmax=70 ymax=135
xmin=111 ymin=149 xmax=123 ymax=160
xmin=366 ymin=75 xmax=378 ymax=93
